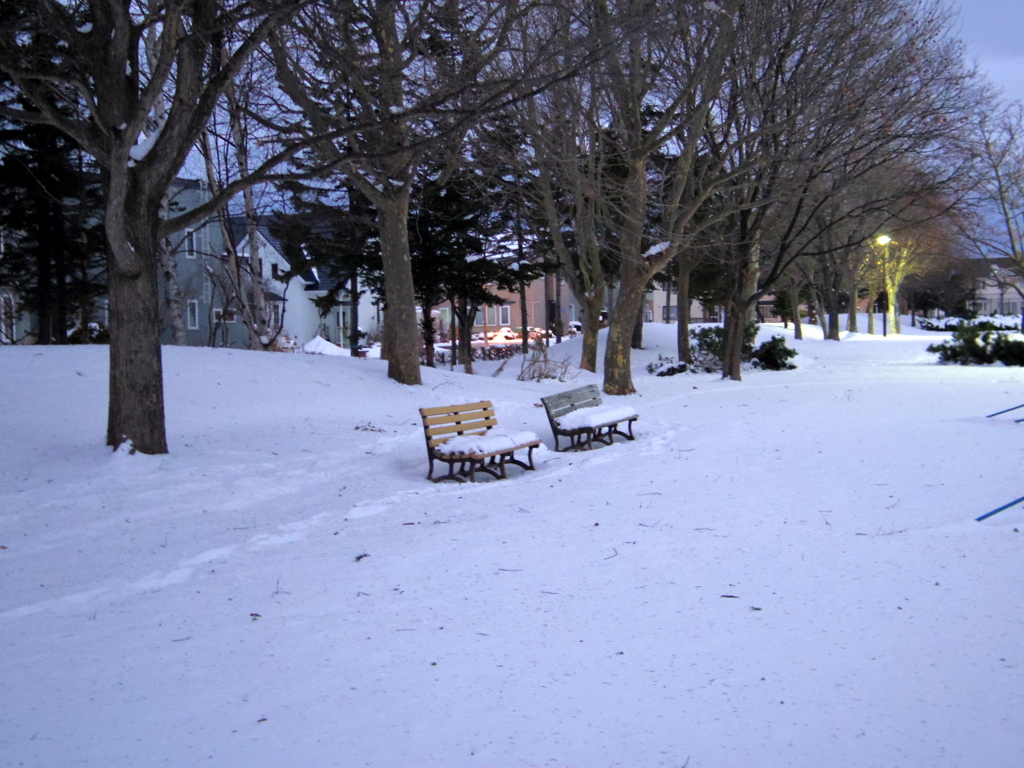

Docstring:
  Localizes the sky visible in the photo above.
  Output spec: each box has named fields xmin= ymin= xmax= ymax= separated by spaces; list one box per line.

xmin=954 ymin=0 xmax=1024 ymax=105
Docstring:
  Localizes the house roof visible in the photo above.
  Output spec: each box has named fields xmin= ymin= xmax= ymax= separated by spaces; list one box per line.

xmin=228 ymin=215 xmax=320 ymax=284
xmin=956 ymin=257 xmax=1021 ymax=281
xmin=228 ymin=213 xmax=361 ymax=293
xmin=228 ymin=216 xmax=291 ymax=260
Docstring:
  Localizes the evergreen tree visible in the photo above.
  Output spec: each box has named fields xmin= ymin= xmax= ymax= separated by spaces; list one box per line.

xmin=0 ymin=114 xmax=106 ymax=343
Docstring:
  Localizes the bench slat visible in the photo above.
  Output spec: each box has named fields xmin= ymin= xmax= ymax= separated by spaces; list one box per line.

xmin=426 ymin=419 xmax=497 ymax=439
xmin=422 ymin=409 xmax=495 ymax=428
xmin=420 ymin=401 xmax=492 ymax=417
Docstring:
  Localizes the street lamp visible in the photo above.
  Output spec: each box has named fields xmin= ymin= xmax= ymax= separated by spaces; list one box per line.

xmin=876 ymin=235 xmax=892 ymax=336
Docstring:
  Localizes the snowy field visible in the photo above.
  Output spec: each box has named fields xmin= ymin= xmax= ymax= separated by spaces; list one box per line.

xmin=2 ymin=320 xmax=1023 ymax=768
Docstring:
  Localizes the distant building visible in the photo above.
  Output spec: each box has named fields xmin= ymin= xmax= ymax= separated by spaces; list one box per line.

xmin=159 ymin=181 xmax=377 ymax=350
xmin=964 ymin=258 xmax=1024 ymax=318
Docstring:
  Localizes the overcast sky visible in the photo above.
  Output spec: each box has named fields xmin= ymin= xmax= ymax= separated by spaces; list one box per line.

xmin=953 ymin=0 xmax=1024 ymax=105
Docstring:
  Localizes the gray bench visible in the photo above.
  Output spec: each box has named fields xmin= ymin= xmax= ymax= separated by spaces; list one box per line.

xmin=540 ymin=384 xmax=638 ymax=452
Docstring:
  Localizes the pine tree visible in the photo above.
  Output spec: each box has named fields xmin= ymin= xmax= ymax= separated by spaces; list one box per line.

xmin=0 ymin=114 xmax=106 ymax=343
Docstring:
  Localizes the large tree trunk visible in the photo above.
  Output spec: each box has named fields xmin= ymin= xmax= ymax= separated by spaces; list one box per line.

xmin=36 ymin=234 xmax=54 ymax=344
xmin=665 ymin=278 xmax=672 ymax=323
xmin=846 ymin=276 xmax=859 ymax=333
xmin=722 ymin=298 xmax=748 ymax=381
xmin=789 ymin=288 xmax=803 ymax=341
xmin=825 ymin=288 xmax=842 ymax=341
xmin=349 ymin=274 xmax=361 ymax=355
xmin=885 ymin=275 xmax=902 ymax=335
xmin=602 ymin=156 xmax=648 ymax=395
xmin=157 ymin=227 xmax=187 ymax=345
xmin=809 ymin=288 xmax=826 ymax=336
xmin=105 ymin=189 xmax=167 ymax=455
xmin=603 ymin=268 xmax=647 ymax=395
xmin=377 ymin=193 xmax=423 ymax=385
xmin=519 ymin=277 xmax=529 ymax=358
xmin=722 ymin=243 xmax=760 ymax=381
xmin=631 ymin=297 xmax=644 ymax=350
xmin=422 ymin=302 xmax=436 ymax=368
xmin=677 ymin=265 xmax=692 ymax=363
xmin=579 ymin=292 xmax=604 ymax=373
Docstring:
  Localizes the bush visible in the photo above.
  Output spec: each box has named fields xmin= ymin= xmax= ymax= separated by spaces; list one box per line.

xmin=646 ymin=354 xmax=688 ymax=376
xmin=751 ymin=335 xmax=798 ymax=370
xmin=688 ymin=322 xmax=758 ymax=373
xmin=67 ymin=323 xmax=109 ymax=344
xmin=919 ymin=315 xmax=1020 ymax=332
xmin=993 ymin=334 xmax=1024 ymax=366
xmin=927 ymin=325 xmax=1024 ymax=366
xmin=647 ymin=323 xmax=796 ymax=376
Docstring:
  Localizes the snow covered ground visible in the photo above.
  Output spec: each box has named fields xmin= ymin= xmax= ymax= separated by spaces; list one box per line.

xmin=2 ymin=320 xmax=1023 ymax=768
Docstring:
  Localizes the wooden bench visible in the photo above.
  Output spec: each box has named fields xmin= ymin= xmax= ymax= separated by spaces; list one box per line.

xmin=420 ymin=401 xmax=541 ymax=483
xmin=541 ymin=384 xmax=638 ymax=452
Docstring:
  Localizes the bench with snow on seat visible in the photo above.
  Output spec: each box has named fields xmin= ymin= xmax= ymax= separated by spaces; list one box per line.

xmin=541 ymin=383 xmax=638 ymax=452
xmin=419 ymin=401 xmax=541 ymax=483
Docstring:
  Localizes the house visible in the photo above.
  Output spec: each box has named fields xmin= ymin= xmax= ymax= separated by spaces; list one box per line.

xmin=441 ymin=268 xmax=730 ymax=351
xmin=964 ymin=257 xmax=1024 ymax=318
xmin=160 ymin=182 xmax=377 ymax=350
xmin=428 ymin=272 xmax=582 ymax=342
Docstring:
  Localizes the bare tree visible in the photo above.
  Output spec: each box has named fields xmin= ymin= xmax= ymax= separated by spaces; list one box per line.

xmin=268 ymin=0 xmax=595 ymax=386
xmin=706 ymin=0 xmax=984 ymax=378
xmin=963 ymin=105 xmax=1024 ymax=325
xmin=0 ymin=0 xmax=315 ymax=453
xmin=522 ymin=73 xmax=615 ymax=373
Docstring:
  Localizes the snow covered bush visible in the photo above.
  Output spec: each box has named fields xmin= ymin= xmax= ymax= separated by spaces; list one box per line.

xmin=688 ymin=323 xmax=758 ymax=373
xmin=919 ymin=315 xmax=1021 ymax=332
xmin=646 ymin=324 xmax=795 ymax=375
xmin=751 ymin=335 xmax=798 ymax=370
xmin=646 ymin=355 xmax=688 ymax=376
xmin=927 ymin=325 xmax=1024 ymax=366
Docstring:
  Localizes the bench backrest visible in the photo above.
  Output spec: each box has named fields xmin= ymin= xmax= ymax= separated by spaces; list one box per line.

xmin=541 ymin=384 xmax=603 ymax=421
xmin=420 ymin=401 xmax=496 ymax=451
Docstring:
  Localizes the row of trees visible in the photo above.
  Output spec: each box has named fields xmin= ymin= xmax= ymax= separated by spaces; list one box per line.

xmin=0 ymin=0 xmax=1016 ymax=454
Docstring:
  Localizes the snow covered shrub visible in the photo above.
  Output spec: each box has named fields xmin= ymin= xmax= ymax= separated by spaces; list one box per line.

xmin=688 ymin=323 xmax=757 ymax=373
xmin=646 ymin=355 xmax=688 ymax=376
xmin=920 ymin=315 xmax=1021 ymax=332
xmin=751 ymin=335 xmax=797 ymax=370
xmin=67 ymin=322 xmax=109 ymax=344
xmin=926 ymin=325 xmax=1024 ymax=366
xmin=992 ymin=334 xmax=1024 ymax=366
xmin=928 ymin=326 xmax=997 ymax=364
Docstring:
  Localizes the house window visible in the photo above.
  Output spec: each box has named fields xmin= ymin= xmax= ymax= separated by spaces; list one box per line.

xmin=499 ymin=305 xmax=511 ymax=326
xmin=1005 ymin=300 xmax=1019 ymax=317
xmin=270 ymin=302 xmax=282 ymax=329
xmin=184 ymin=230 xmax=197 ymax=259
xmin=485 ymin=306 xmax=498 ymax=326
xmin=213 ymin=308 xmax=237 ymax=323
xmin=438 ymin=307 xmax=451 ymax=334
xmin=186 ymin=300 xmax=199 ymax=330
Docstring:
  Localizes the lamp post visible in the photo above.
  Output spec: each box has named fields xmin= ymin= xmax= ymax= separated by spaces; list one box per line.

xmin=876 ymin=235 xmax=892 ymax=337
